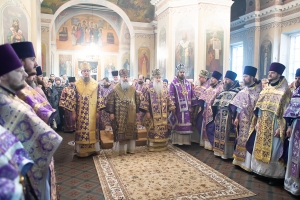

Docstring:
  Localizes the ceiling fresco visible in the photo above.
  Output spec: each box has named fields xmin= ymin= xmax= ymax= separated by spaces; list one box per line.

xmin=41 ymin=0 xmax=155 ymax=23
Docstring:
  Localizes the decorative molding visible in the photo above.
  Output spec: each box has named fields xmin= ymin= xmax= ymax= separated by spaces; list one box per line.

xmin=134 ymin=33 xmax=155 ymax=39
xmin=41 ymin=26 xmax=49 ymax=32
xmin=282 ymin=5 xmax=300 ymax=17
xmin=198 ymin=3 xmax=230 ymax=13
xmin=231 ymin=19 xmax=245 ymax=28
xmin=133 ymin=27 xmax=154 ymax=31
xmin=260 ymin=13 xmax=282 ymax=22
xmin=169 ymin=6 xmax=198 ymax=15
xmin=41 ymin=18 xmax=52 ymax=23
xmin=157 ymin=8 xmax=170 ymax=20
xmin=156 ymin=0 xmax=168 ymax=11
xmin=231 ymin=1 xmax=300 ymax=34
xmin=150 ymin=0 xmax=163 ymax=6
xmin=231 ymin=24 xmax=245 ymax=32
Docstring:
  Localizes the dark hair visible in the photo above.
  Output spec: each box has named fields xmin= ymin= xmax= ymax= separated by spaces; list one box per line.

xmin=102 ymin=77 xmax=109 ymax=82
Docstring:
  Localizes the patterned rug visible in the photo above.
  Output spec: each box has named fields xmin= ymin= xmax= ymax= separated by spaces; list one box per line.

xmin=93 ymin=145 xmax=256 ymax=200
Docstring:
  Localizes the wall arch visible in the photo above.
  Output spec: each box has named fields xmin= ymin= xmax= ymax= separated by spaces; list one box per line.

xmin=49 ymin=0 xmax=134 ymax=41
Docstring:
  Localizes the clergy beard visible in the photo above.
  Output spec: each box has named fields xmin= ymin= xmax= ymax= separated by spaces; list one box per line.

xmin=26 ymin=79 xmax=36 ymax=88
xmin=153 ymin=80 xmax=163 ymax=96
xmin=178 ymin=75 xmax=185 ymax=80
xmin=83 ymin=77 xmax=90 ymax=83
xmin=37 ymin=78 xmax=44 ymax=85
xmin=210 ymin=82 xmax=217 ymax=87
xmin=104 ymin=84 xmax=110 ymax=88
xmin=121 ymin=80 xmax=130 ymax=90
xmin=223 ymin=82 xmax=233 ymax=91
xmin=138 ymin=81 xmax=143 ymax=84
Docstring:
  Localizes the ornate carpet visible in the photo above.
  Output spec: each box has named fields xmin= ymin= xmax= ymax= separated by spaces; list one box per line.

xmin=93 ymin=145 xmax=256 ymax=200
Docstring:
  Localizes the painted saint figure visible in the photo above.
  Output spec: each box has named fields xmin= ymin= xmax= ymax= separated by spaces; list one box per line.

xmin=139 ymin=51 xmax=149 ymax=78
xmin=7 ymin=18 xmax=25 ymax=43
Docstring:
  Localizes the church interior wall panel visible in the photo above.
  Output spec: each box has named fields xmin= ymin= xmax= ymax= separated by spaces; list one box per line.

xmin=134 ymin=35 xmax=154 ymax=79
xmin=41 ymin=24 xmax=51 ymax=76
xmin=231 ymin=1 xmax=300 ymax=83
xmin=0 ymin=0 xmax=31 ymax=44
xmin=137 ymin=46 xmax=151 ymax=79
xmin=167 ymin=5 xmax=198 ymax=81
xmin=55 ymin=14 xmax=119 ymax=52
xmin=158 ymin=27 xmax=167 ymax=79
xmin=103 ymin=54 xmax=118 ymax=80
xmin=121 ymin=52 xmax=130 ymax=71
xmin=199 ymin=3 xmax=232 ymax=76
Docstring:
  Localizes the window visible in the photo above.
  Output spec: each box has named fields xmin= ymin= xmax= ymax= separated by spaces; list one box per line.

xmin=230 ymin=43 xmax=243 ymax=81
xmin=288 ymin=34 xmax=300 ymax=83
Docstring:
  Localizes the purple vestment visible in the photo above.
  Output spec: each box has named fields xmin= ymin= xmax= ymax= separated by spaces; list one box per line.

xmin=0 ymin=87 xmax=62 ymax=199
xmin=230 ymin=82 xmax=262 ymax=162
xmin=212 ymin=81 xmax=241 ymax=158
xmin=0 ymin=125 xmax=33 ymax=200
xmin=140 ymin=82 xmax=175 ymax=139
xmin=169 ymin=77 xmax=197 ymax=134
xmin=100 ymin=85 xmax=114 ymax=130
xmin=135 ymin=82 xmax=146 ymax=124
xmin=198 ymin=82 xmax=223 ymax=146
xmin=59 ymin=85 xmax=76 ymax=132
xmin=17 ymin=84 xmax=56 ymax=124
xmin=284 ymin=86 xmax=300 ymax=181
xmin=192 ymin=80 xmax=211 ymax=143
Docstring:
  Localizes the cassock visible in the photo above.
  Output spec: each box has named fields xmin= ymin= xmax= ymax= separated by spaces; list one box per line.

xmin=248 ymin=77 xmax=291 ymax=178
xmin=169 ymin=77 xmax=197 ymax=145
xmin=135 ymin=82 xmax=146 ymax=125
xmin=106 ymin=83 xmax=140 ymax=156
xmin=99 ymin=84 xmax=114 ymax=130
xmin=192 ymin=79 xmax=210 ymax=144
xmin=0 ymin=86 xmax=62 ymax=200
xmin=198 ymin=81 xmax=223 ymax=150
xmin=0 ymin=125 xmax=34 ymax=200
xmin=212 ymin=81 xmax=241 ymax=159
xmin=140 ymin=82 xmax=175 ymax=151
xmin=62 ymin=78 xmax=105 ymax=157
xmin=230 ymin=82 xmax=262 ymax=171
xmin=284 ymin=85 xmax=300 ymax=195
xmin=59 ymin=84 xmax=76 ymax=132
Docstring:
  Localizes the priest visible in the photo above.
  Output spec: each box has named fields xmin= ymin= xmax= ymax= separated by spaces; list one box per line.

xmin=0 ymin=43 xmax=62 ymax=200
xmin=198 ymin=71 xmax=223 ymax=150
xmin=140 ymin=69 xmax=175 ymax=151
xmin=192 ymin=69 xmax=210 ymax=144
xmin=284 ymin=68 xmax=300 ymax=195
xmin=59 ymin=76 xmax=76 ymax=132
xmin=212 ymin=70 xmax=241 ymax=159
xmin=231 ymin=66 xmax=262 ymax=171
xmin=62 ymin=62 xmax=106 ymax=157
xmin=249 ymin=62 xmax=291 ymax=185
xmin=11 ymin=41 xmax=56 ymax=125
xmin=106 ymin=69 xmax=140 ymax=156
xmin=169 ymin=64 xmax=197 ymax=145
